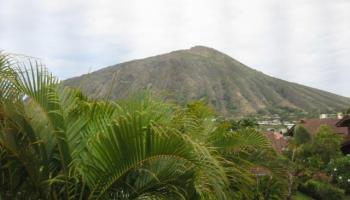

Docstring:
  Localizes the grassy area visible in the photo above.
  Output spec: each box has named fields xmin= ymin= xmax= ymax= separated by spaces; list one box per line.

xmin=291 ymin=192 xmax=314 ymax=200
xmin=292 ymin=193 xmax=350 ymax=200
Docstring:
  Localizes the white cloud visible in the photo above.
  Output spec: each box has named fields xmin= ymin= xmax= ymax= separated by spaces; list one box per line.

xmin=1 ymin=0 xmax=350 ymax=96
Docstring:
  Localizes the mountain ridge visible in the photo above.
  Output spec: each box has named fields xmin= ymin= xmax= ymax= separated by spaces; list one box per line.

xmin=64 ymin=46 xmax=350 ymax=116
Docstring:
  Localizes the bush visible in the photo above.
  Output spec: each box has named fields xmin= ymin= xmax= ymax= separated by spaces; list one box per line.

xmin=294 ymin=125 xmax=311 ymax=146
xmin=253 ymin=175 xmax=289 ymax=200
xmin=327 ymin=156 xmax=350 ymax=193
xmin=313 ymin=125 xmax=342 ymax=165
xmin=297 ymin=125 xmax=343 ymax=169
xmin=299 ymin=179 xmax=345 ymax=200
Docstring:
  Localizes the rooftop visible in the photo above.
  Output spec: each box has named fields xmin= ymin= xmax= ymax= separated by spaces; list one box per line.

xmin=287 ymin=117 xmax=349 ymax=137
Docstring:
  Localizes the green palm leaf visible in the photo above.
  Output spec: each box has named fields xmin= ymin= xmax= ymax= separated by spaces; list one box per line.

xmin=0 ymin=52 xmax=281 ymax=199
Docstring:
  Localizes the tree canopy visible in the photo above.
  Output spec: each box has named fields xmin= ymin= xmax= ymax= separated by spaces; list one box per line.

xmin=294 ymin=125 xmax=312 ymax=146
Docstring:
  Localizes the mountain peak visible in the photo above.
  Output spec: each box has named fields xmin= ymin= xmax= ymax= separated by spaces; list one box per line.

xmin=189 ymin=45 xmax=214 ymax=50
xmin=65 ymin=47 xmax=350 ymax=117
xmin=184 ymin=45 xmax=227 ymax=58
xmin=188 ymin=45 xmax=220 ymax=53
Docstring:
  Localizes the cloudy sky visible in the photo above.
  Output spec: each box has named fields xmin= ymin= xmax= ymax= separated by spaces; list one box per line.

xmin=1 ymin=0 xmax=350 ymax=96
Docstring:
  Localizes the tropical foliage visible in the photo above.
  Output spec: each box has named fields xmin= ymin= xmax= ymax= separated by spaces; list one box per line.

xmin=298 ymin=125 xmax=343 ymax=169
xmin=286 ymin=124 xmax=347 ymax=199
xmin=227 ymin=118 xmax=258 ymax=131
xmin=0 ymin=53 xmax=289 ymax=199
xmin=327 ymin=156 xmax=350 ymax=193
xmin=293 ymin=125 xmax=311 ymax=146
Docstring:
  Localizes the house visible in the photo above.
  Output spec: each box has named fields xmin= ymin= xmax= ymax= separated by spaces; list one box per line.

xmin=287 ymin=115 xmax=350 ymax=154
xmin=336 ymin=115 xmax=350 ymax=135
xmin=336 ymin=115 xmax=350 ymax=154
xmin=287 ymin=118 xmax=349 ymax=136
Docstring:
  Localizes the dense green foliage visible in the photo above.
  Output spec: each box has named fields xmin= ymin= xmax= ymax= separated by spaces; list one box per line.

xmin=292 ymin=125 xmax=343 ymax=169
xmin=327 ymin=156 xmax=350 ymax=193
xmin=64 ymin=46 xmax=350 ymax=117
xmin=294 ymin=125 xmax=311 ymax=146
xmin=299 ymin=179 xmax=345 ymax=200
xmin=228 ymin=118 xmax=258 ymax=131
xmin=310 ymin=125 xmax=343 ymax=168
xmin=0 ymin=54 xmax=292 ymax=199
xmin=2 ymin=52 xmax=349 ymax=199
xmin=286 ymin=124 xmax=348 ymax=199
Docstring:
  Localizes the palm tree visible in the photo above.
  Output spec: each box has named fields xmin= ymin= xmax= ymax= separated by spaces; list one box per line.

xmin=176 ymin=102 xmax=291 ymax=199
xmin=0 ymin=53 xmax=280 ymax=199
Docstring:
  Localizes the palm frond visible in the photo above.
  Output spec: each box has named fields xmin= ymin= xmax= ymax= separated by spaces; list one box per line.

xmin=0 ymin=53 xmax=283 ymax=199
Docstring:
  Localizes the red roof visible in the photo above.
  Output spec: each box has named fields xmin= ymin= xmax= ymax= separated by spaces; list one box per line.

xmin=287 ymin=117 xmax=350 ymax=154
xmin=263 ymin=131 xmax=288 ymax=153
xmin=296 ymin=118 xmax=348 ymax=136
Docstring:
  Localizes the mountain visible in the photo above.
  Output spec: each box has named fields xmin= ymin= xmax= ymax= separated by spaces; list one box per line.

xmin=64 ymin=46 xmax=350 ymax=116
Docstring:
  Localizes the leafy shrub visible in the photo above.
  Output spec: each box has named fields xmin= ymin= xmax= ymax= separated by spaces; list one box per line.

xmin=228 ymin=118 xmax=258 ymax=131
xmin=312 ymin=125 xmax=343 ymax=164
xmin=299 ymin=179 xmax=345 ymax=200
xmin=253 ymin=175 xmax=289 ymax=200
xmin=327 ymin=156 xmax=350 ymax=193
xmin=294 ymin=125 xmax=311 ymax=146
xmin=296 ymin=125 xmax=343 ymax=169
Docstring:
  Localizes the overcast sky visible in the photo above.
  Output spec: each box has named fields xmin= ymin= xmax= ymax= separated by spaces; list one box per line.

xmin=1 ymin=0 xmax=350 ymax=96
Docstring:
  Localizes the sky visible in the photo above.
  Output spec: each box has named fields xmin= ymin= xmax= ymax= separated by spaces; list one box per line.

xmin=1 ymin=0 xmax=350 ymax=96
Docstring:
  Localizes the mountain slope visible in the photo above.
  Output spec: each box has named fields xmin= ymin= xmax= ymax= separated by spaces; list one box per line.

xmin=64 ymin=46 xmax=350 ymax=116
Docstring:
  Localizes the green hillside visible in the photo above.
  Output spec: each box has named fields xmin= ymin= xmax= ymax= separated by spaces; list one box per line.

xmin=64 ymin=46 xmax=350 ymax=116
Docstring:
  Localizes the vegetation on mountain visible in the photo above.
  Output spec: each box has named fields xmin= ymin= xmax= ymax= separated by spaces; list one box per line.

xmin=65 ymin=46 xmax=350 ymax=117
